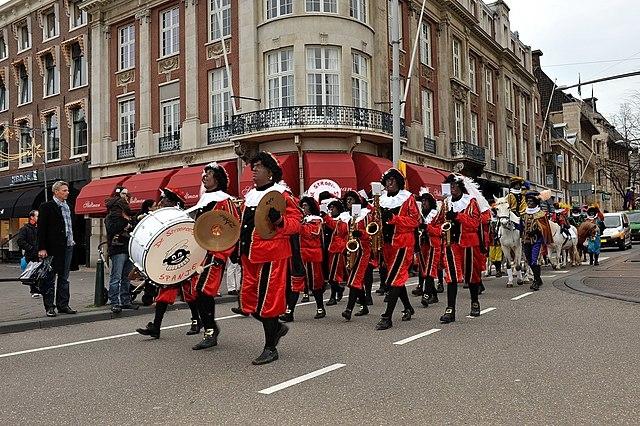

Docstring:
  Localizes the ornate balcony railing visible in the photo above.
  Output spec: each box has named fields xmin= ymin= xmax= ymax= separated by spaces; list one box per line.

xmin=424 ymin=137 xmax=436 ymax=154
xmin=450 ymin=141 xmax=486 ymax=164
xmin=208 ymin=124 xmax=232 ymax=145
xmin=159 ymin=131 xmax=181 ymax=153
xmin=231 ymin=105 xmax=406 ymax=138
xmin=507 ymin=162 xmax=516 ymax=175
xmin=117 ymin=143 xmax=135 ymax=160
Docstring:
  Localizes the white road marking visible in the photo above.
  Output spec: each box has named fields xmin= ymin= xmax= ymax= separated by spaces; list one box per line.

xmin=599 ymin=257 xmax=610 ymax=261
xmin=555 ymin=270 xmax=569 ymax=274
xmin=258 ymin=363 xmax=346 ymax=395
xmin=393 ymin=328 xmax=441 ymax=346
xmin=466 ymin=307 xmax=497 ymax=318
xmin=541 ymin=275 xmax=556 ymax=278
xmin=511 ymin=292 xmax=534 ymax=301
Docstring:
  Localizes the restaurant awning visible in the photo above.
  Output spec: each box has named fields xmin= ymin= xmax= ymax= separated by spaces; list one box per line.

xmin=75 ymin=175 xmax=132 ymax=216
xmin=303 ymin=152 xmax=357 ymax=194
xmin=404 ymin=163 xmax=448 ymax=198
xmin=165 ymin=160 xmax=240 ymax=207
xmin=0 ymin=191 xmax=20 ymax=220
xmin=125 ymin=169 xmax=179 ymax=211
xmin=13 ymin=188 xmax=45 ymax=217
xmin=239 ymin=152 xmax=299 ymax=196
xmin=352 ymin=153 xmax=393 ymax=191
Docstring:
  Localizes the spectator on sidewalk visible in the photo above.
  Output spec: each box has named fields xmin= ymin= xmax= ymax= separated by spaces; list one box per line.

xmin=105 ymin=187 xmax=138 ymax=313
xmin=38 ymin=181 xmax=77 ymax=317
xmin=17 ymin=210 xmax=40 ymax=298
xmin=226 ymin=257 xmax=241 ymax=295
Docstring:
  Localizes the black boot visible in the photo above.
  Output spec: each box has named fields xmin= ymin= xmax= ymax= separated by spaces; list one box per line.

xmin=314 ymin=308 xmax=326 ymax=319
xmin=341 ymin=309 xmax=352 ymax=321
xmin=401 ymin=306 xmax=415 ymax=321
xmin=354 ymin=305 xmax=369 ymax=316
xmin=186 ymin=319 xmax=202 ymax=335
xmin=192 ymin=327 xmax=220 ymax=350
xmin=440 ymin=307 xmax=456 ymax=323
xmin=470 ymin=302 xmax=481 ymax=317
xmin=436 ymin=282 xmax=444 ymax=293
xmin=301 ymin=293 xmax=309 ymax=302
xmin=375 ymin=316 xmax=393 ymax=330
xmin=136 ymin=322 xmax=160 ymax=339
xmin=326 ymin=296 xmax=337 ymax=306
xmin=252 ymin=347 xmax=279 ymax=365
xmin=279 ymin=309 xmax=294 ymax=322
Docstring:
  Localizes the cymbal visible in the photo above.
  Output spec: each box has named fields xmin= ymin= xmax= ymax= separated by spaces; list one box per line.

xmin=194 ymin=210 xmax=241 ymax=252
xmin=255 ymin=191 xmax=286 ymax=239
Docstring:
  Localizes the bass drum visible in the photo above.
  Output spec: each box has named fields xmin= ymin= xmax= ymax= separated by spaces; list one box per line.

xmin=129 ymin=207 xmax=207 ymax=286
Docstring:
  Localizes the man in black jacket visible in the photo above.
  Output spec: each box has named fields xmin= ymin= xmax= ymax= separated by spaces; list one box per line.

xmin=38 ymin=181 xmax=77 ymax=317
xmin=17 ymin=210 xmax=40 ymax=297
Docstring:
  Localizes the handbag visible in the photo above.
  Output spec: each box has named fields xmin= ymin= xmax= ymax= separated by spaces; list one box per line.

xmin=19 ymin=257 xmax=54 ymax=293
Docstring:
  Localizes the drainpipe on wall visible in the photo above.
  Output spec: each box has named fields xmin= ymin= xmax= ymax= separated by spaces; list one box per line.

xmin=295 ymin=134 xmax=303 ymax=196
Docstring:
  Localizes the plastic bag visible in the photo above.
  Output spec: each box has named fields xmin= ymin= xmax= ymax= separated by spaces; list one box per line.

xmin=20 ymin=256 xmax=27 ymax=272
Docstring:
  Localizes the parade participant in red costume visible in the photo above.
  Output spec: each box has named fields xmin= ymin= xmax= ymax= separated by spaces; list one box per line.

xmin=376 ymin=168 xmax=420 ymax=330
xmin=238 ymin=152 xmax=302 ymax=365
xmin=189 ymin=162 xmax=239 ymax=350
xmin=298 ymin=196 xmax=326 ymax=319
xmin=322 ymin=199 xmax=349 ymax=306
xmin=135 ymin=188 xmax=201 ymax=339
xmin=416 ymin=189 xmax=441 ymax=308
xmin=436 ymin=174 xmax=485 ymax=324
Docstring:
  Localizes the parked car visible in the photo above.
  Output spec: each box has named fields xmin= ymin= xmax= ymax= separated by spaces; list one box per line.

xmin=626 ymin=211 xmax=640 ymax=242
xmin=601 ymin=212 xmax=632 ymax=250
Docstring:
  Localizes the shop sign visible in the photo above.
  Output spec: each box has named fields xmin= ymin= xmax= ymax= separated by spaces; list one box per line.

xmin=10 ymin=170 xmax=38 ymax=186
xmin=307 ymin=179 xmax=342 ymax=201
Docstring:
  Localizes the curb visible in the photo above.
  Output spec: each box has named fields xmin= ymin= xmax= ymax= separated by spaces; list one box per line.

xmin=564 ymin=276 xmax=640 ymax=304
xmin=0 ymin=294 xmax=238 ymax=335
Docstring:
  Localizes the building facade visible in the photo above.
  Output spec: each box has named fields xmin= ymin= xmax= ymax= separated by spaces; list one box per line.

xmin=0 ymin=0 xmax=90 ymax=262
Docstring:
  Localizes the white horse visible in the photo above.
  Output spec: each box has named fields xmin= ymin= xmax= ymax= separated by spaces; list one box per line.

xmin=494 ymin=196 xmax=524 ymax=287
xmin=547 ymin=221 xmax=580 ymax=269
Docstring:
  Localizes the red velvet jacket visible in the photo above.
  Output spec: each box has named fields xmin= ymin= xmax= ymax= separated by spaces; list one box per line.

xmin=323 ymin=212 xmax=349 ymax=254
xmin=380 ymin=191 xmax=420 ymax=249
xmin=299 ymin=216 xmax=324 ymax=263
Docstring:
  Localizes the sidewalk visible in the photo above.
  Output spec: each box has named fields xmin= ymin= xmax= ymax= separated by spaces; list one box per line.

xmin=564 ymin=252 xmax=640 ymax=304
xmin=0 ymin=262 xmax=237 ymax=334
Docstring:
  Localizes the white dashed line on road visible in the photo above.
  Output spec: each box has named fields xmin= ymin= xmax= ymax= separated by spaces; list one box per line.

xmin=554 ymin=270 xmax=569 ymax=274
xmin=541 ymin=275 xmax=557 ymax=278
xmin=258 ymin=363 xmax=346 ymax=395
xmin=393 ymin=328 xmax=441 ymax=346
xmin=466 ymin=307 xmax=496 ymax=318
xmin=511 ymin=292 xmax=534 ymax=301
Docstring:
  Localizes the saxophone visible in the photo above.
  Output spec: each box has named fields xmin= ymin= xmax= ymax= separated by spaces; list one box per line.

xmin=346 ymin=213 xmax=360 ymax=271
xmin=441 ymin=199 xmax=452 ymax=247
xmin=367 ymin=193 xmax=382 ymax=255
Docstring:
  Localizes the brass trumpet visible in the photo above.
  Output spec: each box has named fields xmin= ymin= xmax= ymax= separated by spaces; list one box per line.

xmin=346 ymin=215 xmax=360 ymax=271
xmin=367 ymin=193 xmax=382 ymax=255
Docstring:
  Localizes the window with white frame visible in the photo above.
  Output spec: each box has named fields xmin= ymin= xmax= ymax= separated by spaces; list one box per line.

xmin=266 ymin=0 xmax=292 ymax=20
xmin=387 ymin=1 xmax=403 ymax=49
xmin=420 ymin=21 xmax=431 ymax=67
xmin=43 ymin=8 xmax=58 ymax=40
xmin=18 ymin=22 xmax=31 ymax=51
xmin=45 ymin=113 xmax=60 ymax=161
xmin=210 ymin=68 xmax=232 ymax=127
xmin=209 ymin=0 xmax=231 ymax=43
xmin=119 ymin=24 xmax=135 ymax=71
xmin=454 ymin=101 xmax=464 ymax=141
xmin=352 ymin=52 xmax=369 ymax=108
xmin=350 ymin=0 xmax=367 ymax=23
xmin=72 ymin=107 xmax=87 ymax=156
xmin=452 ymin=38 xmax=461 ymax=79
xmin=468 ymin=55 xmax=477 ymax=93
xmin=520 ymin=94 xmax=528 ymax=124
xmin=266 ymin=48 xmax=294 ymax=108
xmin=506 ymin=126 xmax=515 ymax=164
xmin=470 ymin=112 xmax=478 ymax=145
xmin=485 ymin=68 xmax=493 ymax=103
xmin=505 ymin=76 xmax=512 ymax=110
xmin=70 ymin=0 xmax=87 ymax=29
xmin=487 ymin=121 xmax=496 ymax=160
xmin=0 ymin=78 xmax=7 ymax=111
xmin=18 ymin=64 xmax=31 ymax=105
xmin=161 ymin=7 xmax=180 ymax=56
xmin=44 ymin=53 xmax=58 ymax=96
xmin=161 ymin=99 xmax=180 ymax=138
xmin=422 ymin=89 xmax=434 ymax=139
xmin=306 ymin=0 xmax=337 ymax=13
xmin=306 ymin=46 xmax=340 ymax=106
xmin=0 ymin=127 xmax=7 ymax=168
xmin=71 ymin=42 xmax=86 ymax=88
xmin=19 ymin=125 xmax=32 ymax=165
xmin=0 ymin=34 xmax=6 ymax=60
xmin=119 ymin=98 xmax=136 ymax=145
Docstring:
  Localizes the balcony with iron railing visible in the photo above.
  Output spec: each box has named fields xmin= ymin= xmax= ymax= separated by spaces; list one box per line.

xmin=117 ymin=143 xmax=135 ymax=160
xmin=230 ymin=105 xmax=406 ymax=141
xmin=424 ymin=137 xmax=436 ymax=154
xmin=507 ymin=162 xmax=516 ymax=175
xmin=159 ymin=130 xmax=181 ymax=153
xmin=208 ymin=123 xmax=232 ymax=145
xmin=450 ymin=141 xmax=486 ymax=164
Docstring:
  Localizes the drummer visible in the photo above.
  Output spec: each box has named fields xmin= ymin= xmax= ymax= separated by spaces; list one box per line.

xmin=136 ymin=187 xmax=202 ymax=340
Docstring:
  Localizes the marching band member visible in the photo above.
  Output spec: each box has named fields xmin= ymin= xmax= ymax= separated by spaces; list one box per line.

xmin=437 ymin=174 xmax=483 ymax=324
xmin=322 ymin=199 xmax=349 ymax=306
xmin=238 ymin=152 xmax=302 ymax=365
xmin=416 ymin=189 xmax=440 ymax=307
xmin=298 ymin=196 xmax=327 ymax=319
xmin=507 ymin=176 xmax=527 ymax=218
xmin=376 ymin=168 xmax=419 ymax=330
xmin=341 ymin=191 xmax=371 ymax=321
xmin=136 ymin=188 xmax=201 ymax=339
xmin=280 ymin=184 xmax=306 ymax=323
xmin=521 ymin=191 xmax=553 ymax=291
xmin=190 ymin=162 xmax=239 ymax=350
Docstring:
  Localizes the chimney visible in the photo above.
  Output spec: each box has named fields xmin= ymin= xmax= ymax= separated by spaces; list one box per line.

xmin=583 ymin=97 xmax=598 ymax=112
xmin=532 ymin=49 xmax=543 ymax=69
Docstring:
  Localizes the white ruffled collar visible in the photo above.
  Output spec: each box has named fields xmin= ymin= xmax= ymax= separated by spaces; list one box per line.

xmin=423 ymin=209 xmax=438 ymax=225
xmin=303 ymin=215 xmax=323 ymax=223
xmin=186 ymin=190 xmax=232 ymax=213
xmin=380 ymin=190 xmax=411 ymax=209
xmin=244 ymin=183 xmax=287 ymax=207
xmin=448 ymin=194 xmax=472 ymax=213
xmin=355 ymin=208 xmax=370 ymax=223
xmin=337 ymin=212 xmax=351 ymax=223
xmin=510 ymin=189 xmax=521 ymax=195
xmin=526 ymin=207 xmax=541 ymax=215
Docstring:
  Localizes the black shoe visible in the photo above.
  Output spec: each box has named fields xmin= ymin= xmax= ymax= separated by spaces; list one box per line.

xmin=375 ymin=316 xmax=393 ymax=330
xmin=192 ymin=328 xmax=220 ymax=350
xmin=375 ymin=288 xmax=386 ymax=295
xmin=252 ymin=347 xmax=279 ymax=365
xmin=401 ymin=309 xmax=412 ymax=321
xmin=58 ymin=306 xmax=77 ymax=314
xmin=121 ymin=304 xmax=139 ymax=310
xmin=341 ymin=309 xmax=352 ymax=321
xmin=354 ymin=305 xmax=369 ymax=316
xmin=593 ymin=261 xmax=599 ymax=266
xmin=422 ymin=294 xmax=438 ymax=305
xmin=301 ymin=293 xmax=309 ymax=303
xmin=326 ymin=297 xmax=337 ymax=306
xmin=111 ymin=305 xmax=122 ymax=314
xmin=440 ymin=308 xmax=455 ymax=324
xmin=136 ymin=322 xmax=160 ymax=339
xmin=228 ymin=290 xmax=238 ymax=296
xmin=46 ymin=307 xmax=56 ymax=317
xmin=274 ymin=323 xmax=289 ymax=347
xmin=314 ymin=308 xmax=326 ymax=319
xmin=279 ymin=310 xmax=294 ymax=323
xmin=411 ymin=287 xmax=423 ymax=296
xmin=470 ymin=302 xmax=481 ymax=317
xmin=530 ymin=281 xmax=540 ymax=291
xmin=231 ymin=307 xmax=248 ymax=316
xmin=365 ymin=295 xmax=374 ymax=306
xmin=436 ymin=283 xmax=444 ymax=293
xmin=421 ymin=295 xmax=429 ymax=307
xmin=186 ymin=320 xmax=202 ymax=335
